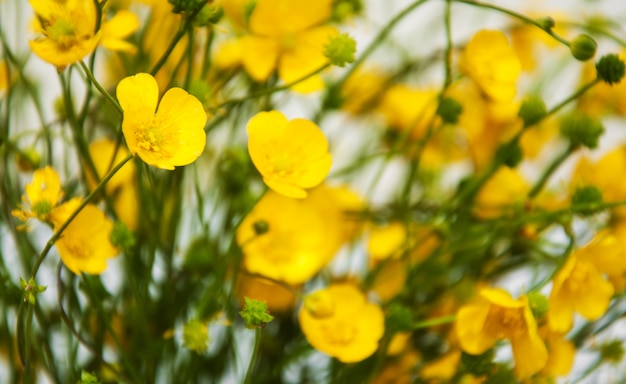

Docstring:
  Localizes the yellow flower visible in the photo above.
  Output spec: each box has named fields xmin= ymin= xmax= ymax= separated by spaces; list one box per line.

xmin=100 ymin=10 xmax=140 ymax=54
xmin=539 ymin=326 xmax=575 ymax=378
xmin=299 ymin=283 xmax=385 ymax=363
xmin=0 ymin=60 xmax=8 ymax=93
xmin=340 ymin=68 xmax=387 ymax=115
xmin=117 ymin=73 xmax=207 ymax=170
xmin=576 ymin=229 xmax=626 ymax=292
xmin=460 ymin=30 xmax=521 ymax=102
xmin=29 ymin=0 xmax=101 ymax=68
xmin=367 ymin=222 xmax=407 ymax=261
xmin=548 ymin=252 xmax=614 ymax=333
xmin=421 ymin=350 xmax=461 ymax=381
xmin=378 ymin=84 xmax=439 ymax=140
xmin=240 ymin=0 xmax=338 ymax=92
xmin=456 ymin=287 xmax=548 ymax=379
xmin=52 ymin=198 xmax=119 ymax=275
xmin=474 ymin=167 xmax=530 ymax=219
xmin=236 ymin=274 xmax=297 ymax=313
xmin=236 ymin=185 xmax=359 ymax=285
xmin=246 ymin=111 xmax=332 ymax=199
xmin=12 ymin=166 xmax=64 ymax=224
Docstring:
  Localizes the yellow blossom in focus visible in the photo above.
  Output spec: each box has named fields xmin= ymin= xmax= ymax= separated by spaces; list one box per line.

xmin=460 ymin=30 xmax=521 ymax=102
xmin=29 ymin=0 xmax=101 ymax=68
xmin=299 ymin=283 xmax=384 ymax=363
xmin=52 ymin=198 xmax=119 ymax=275
xmin=474 ymin=167 xmax=530 ymax=219
xmin=12 ymin=166 xmax=64 ymax=224
xmin=239 ymin=0 xmax=338 ymax=92
xmin=246 ymin=110 xmax=332 ymax=198
xmin=548 ymin=252 xmax=614 ymax=333
xmin=456 ymin=287 xmax=548 ymax=379
xmin=236 ymin=186 xmax=360 ymax=285
xmin=117 ymin=73 xmax=207 ymax=170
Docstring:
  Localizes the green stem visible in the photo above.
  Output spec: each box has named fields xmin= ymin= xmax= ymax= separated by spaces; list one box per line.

xmin=334 ymin=0 xmax=432 ymax=90
xmin=29 ymin=153 xmax=134 ymax=279
xmin=215 ymin=63 xmax=332 ymax=110
xmin=150 ymin=1 xmax=208 ymax=76
xmin=443 ymin=0 xmax=454 ymax=88
xmin=452 ymin=0 xmax=570 ymax=47
xmin=243 ymin=327 xmax=263 ymax=384
xmin=528 ymin=143 xmax=576 ymax=198
xmin=412 ymin=315 xmax=456 ymax=329
xmin=78 ymin=61 xmax=123 ymax=117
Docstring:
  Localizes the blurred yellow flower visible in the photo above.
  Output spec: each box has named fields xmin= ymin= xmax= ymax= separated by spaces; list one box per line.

xmin=548 ymin=251 xmax=614 ymax=333
xmin=117 ymin=73 xmax=207 ymax=170
xmin=236 ymin=185 xmax=360 ymax=285
xmin=539 ymin=326 xmax=575 ymax=378
xmin=0 ymin=60 xmax=8 ymax=93
xmin=51 ymin=198 xmax=119 ymax=275
xmin=456 ymin=287 xmax=548 ymax=379
xmin=460 ymin=30 xmax=521 ymax=102
xmin=240 ymin=0 xmax=338 ymax=92
xmin=29 ymin=0 xmax=101 ymax=68
xmin=299 ymin=283 xmax=384 ymax=363
xmin=246 ymin=110 xmax=332 ymax=198
xmin=474 ymin=167 xmax=530 ymax=219
xmin=12 ymin=166 xmax=64 ymax=224
xmin=378 ymin=84 xmax=439 ymax=140
xmin=100 ymin=10 xmax=140 ymax=54
xmin=87 ymin=139 xmax=139 ymax=230
xmin=236 ymin=274 xmax=297 ymax=313
xmin=576 ymin=229 xmax=626 ymax=292
xmin=367 ymin=222 xmax=407 ymax=261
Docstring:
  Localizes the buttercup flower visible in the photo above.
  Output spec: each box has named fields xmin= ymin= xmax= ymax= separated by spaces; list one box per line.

xmin=474 ymin=167 xmax=530 ymax=219
xmin=236 ymin=185 xmax=360 ymax=284
xmin=12 ymin=166 xmax=64 ymax=224
xmin=461 ymin=30 xmax=522 ymax=102
xmin=29 ymin=0 xmax=101 ymax=68
xmin=246 ymin=110 xmax=332 ymax=198
xmin=548 ymin=252 xmax=614 ymax=333
xmin=51 ymin=198 xmax=119 ymax=275
xmin=117 ymin=73 xmax=207 ymax=170
xmin=299 ymin=283 xmax=385 ymax=363
xmin=456 ymin=287 xmax=548 ymax=379
xmin=100 ymin=10 xmax=140 ymax=54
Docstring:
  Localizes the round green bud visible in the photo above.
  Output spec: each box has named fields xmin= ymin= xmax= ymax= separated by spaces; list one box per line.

xmin=518 ymin=96 xmax=547 ymax=128
xmin=168 ymin=0 xmax=204 ymax=14
xmin=571 ymin=185 xmax=603 ymax=215
xmin=559 ymin=113 xmax=604 ymax=149
xmin=324 ymin=33 xmax=357 ymax=67
xmin=239 ymin=297 xmax=274 ymax=329
xmin=537 ymin=16 xmax=555 ymax=31
xmin=596 ymin=53 xmax=626 ymax=85
xmin=182 ymin=319 xmax=209 ymax=354
xmin=600 ymin=340 xmax=625 ymax=363
xmin=15 ymin=148 xmax=41 ymax=172
xmin=496 ymin=140 xmax=523 ymax=168
xmin=193 ymin=5 xmax=223 ymax=26
xmin=253 ymin=220 xmax=269 ymax=236
xmin=436 ymin=97 xmax=463 ymax=124
xmin=570 ymin=34 xmax=597 ymax=61
xmin=526 ymin=291 xmax=549 ymax=320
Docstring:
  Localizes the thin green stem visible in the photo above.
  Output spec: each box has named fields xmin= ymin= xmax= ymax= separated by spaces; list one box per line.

xmin=443 ymin=0 xmax=454 ymax=88
xmin=412 ymin=315 xmax=456 ymax=329
xmin=452 ymin=0 xmax=570 ymax=47
xmin=214 ymin=63 xmax=332 ymax=110
xmin=243 ymin=327 xmax=263 ymax=384
xmin=78 ymin=61 xmax=123 ymax=117
xmin=528 ymin=143 xmax=576 ymax=198
xmin=29 ymin=153 xmax=134 ymax=279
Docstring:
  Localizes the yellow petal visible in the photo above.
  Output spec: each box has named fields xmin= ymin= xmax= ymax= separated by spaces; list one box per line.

xmin=249 ymin=0 xmax=333 ymax=37
xmin=240 ymin=36 xmax=280 ymax=82
xmin=117 ymin=73 xmax=159 ymax=115
xmin=456 ymin=303 xmax=496 ymax=354
xmin=511 ymin=330 xmax=548 ymax=378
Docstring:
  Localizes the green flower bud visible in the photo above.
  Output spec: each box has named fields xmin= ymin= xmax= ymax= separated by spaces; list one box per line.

xmin=596 ymin=54 xmax=626 ymax=85
xmin=436 ymin=97 xmax=463 ymax=124
xmin=15 ymin=148 xmax=41 ymax=172
xmin=537 ymin=16 xmax=555 ymax=31
xmin=252 ymin=220 xmax=269 ymax=236
xmin=495 ymin=140 xmax=523 ymax=168
xmin=571 ymin=185 xmax=603 ymax=215
xmin=559 ymin=113 xmax=604 ymax=149
xmin=600 ymin=340 xmax=624 ymax=363
xmin=324 ymin=33 xmax=357 ymax=67
xmin=385 ymin=303 xmax=414 ymax=333
xmin=193 ymin=5 xmax=223 ymax=26
xmin=183 ymin=319 xmax=210 ymax=354
xmin=20 ymin=277 xmax=47 ymax=305
xmin=168 ymin=0 xmax=204 ymax=14
xmin=518 ymin=96 xmax=547 ymax=127
xmin=239 ymin=297 xmax=274 ymax=329
xmin=79 ymin=371 xmax=102 ymax=384
xmin=110 ymin=220 xmax=136 ymax=252
xmin=526 ymin=291 xmax=549 ymax=320
xmin=570 ymin=34 xmax=597 ymax=61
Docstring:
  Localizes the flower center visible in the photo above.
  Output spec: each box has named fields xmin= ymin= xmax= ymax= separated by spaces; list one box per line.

xmin=137 ymin=120 xmax=163 ymax=152
xmin=46 ymin=18 xmax=78 ymax=50
xmin=322 ymin=320 xmax=356 ymax=345
xmin=484 ymin=305 xmax=527 ymax=340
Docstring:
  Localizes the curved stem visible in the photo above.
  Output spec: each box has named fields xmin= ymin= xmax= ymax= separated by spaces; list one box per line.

xmin=78 ymin=61 xmax=123 ymax=117
xmin=528 ymin=143 xmax=576 ymax=198
xmin=243 ymin=327 xmax=263 ymax=384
